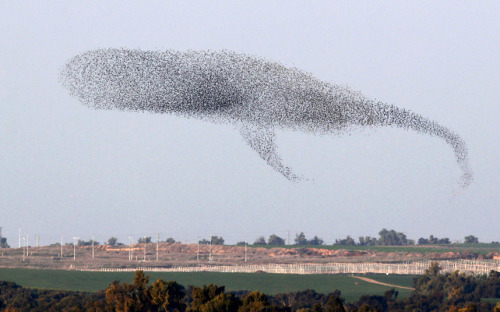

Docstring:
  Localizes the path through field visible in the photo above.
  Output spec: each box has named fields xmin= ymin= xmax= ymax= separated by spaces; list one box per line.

xmin=351 ymin=276 xmax=415 ymax=291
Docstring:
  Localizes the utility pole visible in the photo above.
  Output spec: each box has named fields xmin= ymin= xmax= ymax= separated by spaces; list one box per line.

xmin=287 ymin=230 xmax=290 ymax=246
xmin=128 ymin=236 xmax=132 ymax=261
xmin=73 ymin=237 xmax=79 ymax=261
xmin=197 ymin=237 xmax=200 ymax=262
xmin=156 ymin=233 xmax=159 ymax=262
xmin=22 ymin=237 xmax=25 ymax=262
xmin=36 ymin=235 xmax=39 ymax=248
xmin=91 ymin=234 xmax=95 ymax=259
xmin=209 ymin=235 xmax=212 ymax=262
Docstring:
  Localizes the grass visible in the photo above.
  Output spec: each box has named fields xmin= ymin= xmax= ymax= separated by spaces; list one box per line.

xmin=481 ymin=298 xmax=500 ymax=304
xmin=0 ymin=268 xmax=415 ymax=302
xmin=245 ymin=243 xmax=500 ymax=255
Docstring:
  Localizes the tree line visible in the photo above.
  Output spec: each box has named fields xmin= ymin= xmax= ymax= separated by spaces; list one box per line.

xmin=1 ymin=265 xmax=499 ymax=311
xmin=0 ymin=230 xmax=487 ymax=249
xmin=334 ymin=230 xmax=482 ymax=247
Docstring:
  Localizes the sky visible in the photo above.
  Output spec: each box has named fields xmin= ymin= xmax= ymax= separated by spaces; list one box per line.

xmin=1 ymin=1 xmax=499 ymax=246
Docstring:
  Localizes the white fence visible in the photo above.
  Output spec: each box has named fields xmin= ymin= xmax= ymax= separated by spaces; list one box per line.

xmin=83 ymin=259 xmax=500 ymax=275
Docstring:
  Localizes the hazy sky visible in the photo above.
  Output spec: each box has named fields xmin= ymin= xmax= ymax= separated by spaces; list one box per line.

xmin=1 ymin=1 xmax=499 ymax=246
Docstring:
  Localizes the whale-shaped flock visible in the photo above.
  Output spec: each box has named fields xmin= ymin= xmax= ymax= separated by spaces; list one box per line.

xmin=60 ymin=49 xmax=472 ymax=188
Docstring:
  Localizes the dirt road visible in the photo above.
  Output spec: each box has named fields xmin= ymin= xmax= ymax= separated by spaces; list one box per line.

xmin=351 ymin=276 xmax=415 ymax=290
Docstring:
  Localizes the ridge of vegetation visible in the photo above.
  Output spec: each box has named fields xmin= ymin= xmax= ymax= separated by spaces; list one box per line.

xmin=0 ymin=263 xmax=499 ymax=311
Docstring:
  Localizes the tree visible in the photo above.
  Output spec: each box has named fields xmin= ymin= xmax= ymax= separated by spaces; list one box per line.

xmin=189 ymin=284 xmax=225 ymax=311
xmin=236 ymin=241 xmax=247 ymax=246
xmin=268 ymin=234 xmax=285 ymax=246
xmin=78 ymin=239 xmax=99 ymax=246
xmin=253 ymin=237 xmax=267 ymax=245
xmin=294 ymin=233 xmax=323 ymax=245
xmin=494 ymin=302 xmax=500 ymax=312
xmin=295 ymin=232 xmax=308 ymax=245
xmin=107 ymin=237 xmax=118 ymax=246
xmin=149 ymin=279 xmax=186 ymax=311
xmin=425 ymin=261 xmax=442 ymax=276
xmin=358 ymin=236 xmax=377 ymax=246
xmin=210 ymin=236 xmax=224 ymax=245
xmin=324 ymin=295 xmax=345 ymax=312
xmin=384 ymin=289 xmax=398 ymax=301
xmin=138 ymin=237 xmax=152 ymax=244
xmin=0 ymin=237 xmax=9 ymax=248
xmin=464 ymin=235 xmax=478 ymax=244
xmin=196 ymin=293 xmax=240 ymax=312
xmin=377 ymin=229 xmax=408 ymax=246
xmin=274 ymin=289 xmax=327 ymax=311
xmin=354 ymin=295 xmax=387 ymax=312
xmin=186 ymin=284 xmax=241 ymax=312
xmin=106 ymin=270 xmax=152 ymax=311
xmin=165 ymin=237 xmax=176 ymax=243
xmin=438 ymin=238 xmax=450 ymax=244
xmin=334 ymin=236 xmax=355 ymax=246
xmin=309 ymin=236 xmax=324 ymax=246
xmin=239 ymin=291 xmax=271 ymax=312
xmin=198 ymin=236 xmax=224 ymax=245
xmin=418 ymin=235 xmax=451 ymax=245
xmin=418 ymin=237 xmax=429 ymax=245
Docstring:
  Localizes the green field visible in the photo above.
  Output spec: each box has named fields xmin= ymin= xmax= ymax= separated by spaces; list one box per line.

xmin=246 ymin=243 xmax=500 ymax=255
xmin=0 ymin=268 xmax=414 ymax=302
xmin=481 ymin=298 xmax=500 ymax=304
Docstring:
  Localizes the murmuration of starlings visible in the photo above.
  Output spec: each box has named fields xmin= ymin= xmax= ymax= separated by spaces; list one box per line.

xmin=60 ymin=49 xmax=472 ymax=188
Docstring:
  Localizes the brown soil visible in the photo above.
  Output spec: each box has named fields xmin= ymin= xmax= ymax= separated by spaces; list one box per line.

xmin=0 ymin=243 xmax=492 ymax=271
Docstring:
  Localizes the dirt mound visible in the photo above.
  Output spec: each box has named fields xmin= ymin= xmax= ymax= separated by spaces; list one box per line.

xmin=86 ymin=243 xmax=490 ymax=264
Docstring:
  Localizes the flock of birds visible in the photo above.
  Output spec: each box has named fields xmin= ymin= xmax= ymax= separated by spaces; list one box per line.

xmin=60 ymin=48 xmax=472 ymax=188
